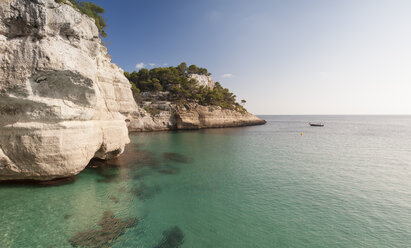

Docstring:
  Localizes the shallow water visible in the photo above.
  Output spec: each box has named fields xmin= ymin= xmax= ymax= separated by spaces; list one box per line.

xmin=1 ymin=115 xmax=411 ymax=247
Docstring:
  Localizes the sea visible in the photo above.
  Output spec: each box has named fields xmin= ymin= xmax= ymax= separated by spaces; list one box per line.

xmin=0 ymin=115 xmax=410 ymax=247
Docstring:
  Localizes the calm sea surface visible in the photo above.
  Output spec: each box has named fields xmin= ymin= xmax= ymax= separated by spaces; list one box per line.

xmin=1 ymin=115 xmax=411 ymax=247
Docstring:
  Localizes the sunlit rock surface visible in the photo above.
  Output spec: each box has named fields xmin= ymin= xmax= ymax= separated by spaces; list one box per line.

xmin=128 ymin=92 xmax=266 ymax=132
xmin=188 ymin=74 xmax=214 ymax=89
xmin=0 ymin=0 xmax=137 ymax=180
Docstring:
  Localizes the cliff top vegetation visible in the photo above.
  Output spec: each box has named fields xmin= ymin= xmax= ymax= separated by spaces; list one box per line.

xmin=125 ymin=63 xmax=246 ymax=112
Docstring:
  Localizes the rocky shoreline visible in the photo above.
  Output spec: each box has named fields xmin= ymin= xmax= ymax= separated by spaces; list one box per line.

xmin=0 ymin=0 xmax=265 ymax=181
xmin=128 ymin=102 xmax=266 ymax=132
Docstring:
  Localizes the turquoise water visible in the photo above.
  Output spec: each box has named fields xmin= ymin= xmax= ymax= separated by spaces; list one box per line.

xmin=1 ymin=115 xmax=411 ymax=247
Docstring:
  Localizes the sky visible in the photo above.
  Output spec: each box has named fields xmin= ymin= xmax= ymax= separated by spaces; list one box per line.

xmin=97 ymin=0 xmax=411 ymax=115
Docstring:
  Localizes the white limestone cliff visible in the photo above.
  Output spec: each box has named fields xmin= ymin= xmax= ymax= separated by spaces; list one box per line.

xmin=188 ymin=74 xmax=214 ymax=89
xmin=128 ymin=103 xmax=266 ymax=132
xmin=0 ymin=0 xmax=137 ymax=180
xmin=127 ymin=91 xmax=266 ymax=132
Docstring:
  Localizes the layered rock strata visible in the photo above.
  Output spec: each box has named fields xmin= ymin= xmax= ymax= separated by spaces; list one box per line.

xmin=0 ymin=0 xmax=137 ymax=180
xmin=128 ymin=92 xmax=265 ymax=132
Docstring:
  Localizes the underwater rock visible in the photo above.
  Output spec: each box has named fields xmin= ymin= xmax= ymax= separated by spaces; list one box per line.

xmin=87 ymin=150 xmax=158 ymax=183
xmin=87 ymin=159 xmax=124 ymax=183
xmin=162 ymin=153 xmax=193 ymax=164
xmin=69 ymin=210 xmax=137 ymax=248
xmin=117 ymin=186 xmax=128 ymax=193
xmin=132 ymin=169 xmax=153 ymax=180
xmin=109 ymin=196 xmax=119 ymax=203
xmin=104 ymin=144 xmax=153 ymax=168
xmin=101 ymin=143 xmax=158 ymax=169
xmin=88 ymin=144 xmax=158 ymax=169
xmin=87 ymin=143 xmax=161 ymax=183
xmin=157 ymin=166 xmax=180 ymax=175
xmin=63 ymin=214 xmax=73 ymax=220
xmin=155 ymin=226 xmax=185 ymax=248
xmin=94 ymin=165 xmax=125 ymax=183
xmin=129 ymin=183 xmax=161 ymax=200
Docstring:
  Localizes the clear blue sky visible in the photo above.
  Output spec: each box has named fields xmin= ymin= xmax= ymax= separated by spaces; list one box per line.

xmin=98 ymin=0 xmax=411 ymax=115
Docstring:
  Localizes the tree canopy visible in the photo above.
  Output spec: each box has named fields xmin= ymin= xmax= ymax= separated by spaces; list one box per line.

xmin=125 ymin=63 xmax=246 ymax=112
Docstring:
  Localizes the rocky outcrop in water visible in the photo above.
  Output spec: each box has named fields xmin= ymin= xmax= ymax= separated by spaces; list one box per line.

xmin=128 ymin=92 xmax=265 ymax=132
xmin=174 ymin=103 xmax=266 ymax=129
xmin=0 ymin=0 xmax=137 ymax=180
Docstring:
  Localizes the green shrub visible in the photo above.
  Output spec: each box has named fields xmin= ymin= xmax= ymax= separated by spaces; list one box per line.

xmin=144 ymin=107 xmax=161 ymax=116
xmin=125 ymin=62 xmax=247 ymax=112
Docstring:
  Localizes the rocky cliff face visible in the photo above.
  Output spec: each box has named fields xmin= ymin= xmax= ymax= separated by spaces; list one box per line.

xmin=0 ymin=0 xmax=137 ymax=180
xmin=175 ymin=104 xmax=266 ymax=129
xmin=128 ymin=92 xmax=265 ymax=132
xmin=188 ymin=74 xmax=214 ymax=89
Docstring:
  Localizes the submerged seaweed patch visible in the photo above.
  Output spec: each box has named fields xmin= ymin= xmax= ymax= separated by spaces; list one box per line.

xmin=69 ymin=210 xmax=137 ymax=248
xmin=109 ymin=195 xmax=119 ymax=203
xmin=129 ymin=183 xmax=161 ymax=200
xmin=116 ymin=143 xmax=159 ymax=169
xmin=96 ymin=167 xmax=125 ymax=183
xmin=157 ymin=166 xmax=180 ymax=175
xmin=63 ymin=213 xmax=72 ymax=220
xmin=132 ymin=151 xmax=159 ymax=169
xmin=87 ymin=159 xmax=125 ymax=183
xmin=162 ymin=152 xmax=193 ymax=164
xmin=107 ymin=149 xmax=158 ymax=169
xmin=87 ymin=145 xmax=159 ymax=183
xmin=117 ymin=186 xmax=127 ymax=193
xmin=132 ymin=168 xmax=153 ymax=180
xmin=155 ymin=226 xmax=185 ymax=248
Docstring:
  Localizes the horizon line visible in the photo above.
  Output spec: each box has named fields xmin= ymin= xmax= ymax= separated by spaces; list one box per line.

xmin=256 ymin=114 xmax=411 ymax=116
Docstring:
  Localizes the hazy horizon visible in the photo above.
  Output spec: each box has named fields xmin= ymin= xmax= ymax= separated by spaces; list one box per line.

xmin=98 ymin=0 xmax=411 ymax=115
xmin=257 ymin=114 xmax=411 ymax=116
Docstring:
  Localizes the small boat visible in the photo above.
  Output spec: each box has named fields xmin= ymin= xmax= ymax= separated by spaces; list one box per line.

xmin=309 ymin=122 xmax=324 ymax=127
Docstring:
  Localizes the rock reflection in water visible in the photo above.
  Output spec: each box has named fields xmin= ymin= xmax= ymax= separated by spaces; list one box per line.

xmin=69 ymin=210 xmax=137 ymax=248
